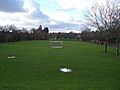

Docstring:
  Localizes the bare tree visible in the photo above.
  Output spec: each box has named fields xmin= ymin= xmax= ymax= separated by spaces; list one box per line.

xmin=85 ymin=0 xmax=120 ymax=55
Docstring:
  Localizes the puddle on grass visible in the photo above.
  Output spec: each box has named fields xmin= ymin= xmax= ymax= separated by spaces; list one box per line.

xmin=60 ymin=68 xmax=72 ymax=73
xmin=7 ymin=56 xmax=16 ymax=59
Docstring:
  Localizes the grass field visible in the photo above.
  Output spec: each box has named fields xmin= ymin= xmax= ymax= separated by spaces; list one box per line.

xmin=0 ymin=40 xmax=120 ymax=90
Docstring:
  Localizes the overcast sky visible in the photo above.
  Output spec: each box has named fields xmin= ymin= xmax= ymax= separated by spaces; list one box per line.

xmin=0 ymin=0 xmax=106 ymax=33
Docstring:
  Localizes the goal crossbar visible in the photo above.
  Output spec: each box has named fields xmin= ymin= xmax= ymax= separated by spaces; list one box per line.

xmin=50 ymin=41 xmax=63 ymax=48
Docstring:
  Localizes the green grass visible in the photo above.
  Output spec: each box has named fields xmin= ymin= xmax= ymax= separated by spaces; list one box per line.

xmin=0 ymin=40 xmax=120 ymax=90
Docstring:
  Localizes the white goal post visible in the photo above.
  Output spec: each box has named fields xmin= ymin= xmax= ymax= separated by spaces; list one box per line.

xmin=50 ymin=41 xmax=63 ymax=48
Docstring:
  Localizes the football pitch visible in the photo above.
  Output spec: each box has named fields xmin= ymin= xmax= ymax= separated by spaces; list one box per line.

xmin=0 ymin=40 xmax=120 ymax=90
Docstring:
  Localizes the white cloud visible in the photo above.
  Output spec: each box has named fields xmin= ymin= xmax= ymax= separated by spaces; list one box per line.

xmin=46 ymin=0 xmax=94 ymax=25
xmin=0 ymin=0 xmax=104 ymax=33
xmin=0 ymin=0 xmax=50 ymax=29
xmin=49 ymin=11 xmax=72 ymax=22
xmin=23 ymin=0 xmax=36 ymax=14
xmin=57 ymin=0 xmax=93 ymax=10
xmin=49 ymin=20 xmax=57 ymax=25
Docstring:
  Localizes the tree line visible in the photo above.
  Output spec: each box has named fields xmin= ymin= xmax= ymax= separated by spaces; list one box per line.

xmin=0 ymin=25 xmax=49 ymax=42
xmin=0 ymin=24 xmax=81 ymax=43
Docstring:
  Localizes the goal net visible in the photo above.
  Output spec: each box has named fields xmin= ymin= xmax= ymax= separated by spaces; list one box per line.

xmin=50 ymin=41 xmax=63 ymax=48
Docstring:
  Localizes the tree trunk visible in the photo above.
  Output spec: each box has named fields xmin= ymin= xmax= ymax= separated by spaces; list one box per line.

xmin=104 ymin=43 xmax=108 ymax=52
xmin=116 ymin=39 xmax=119 ymax=55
